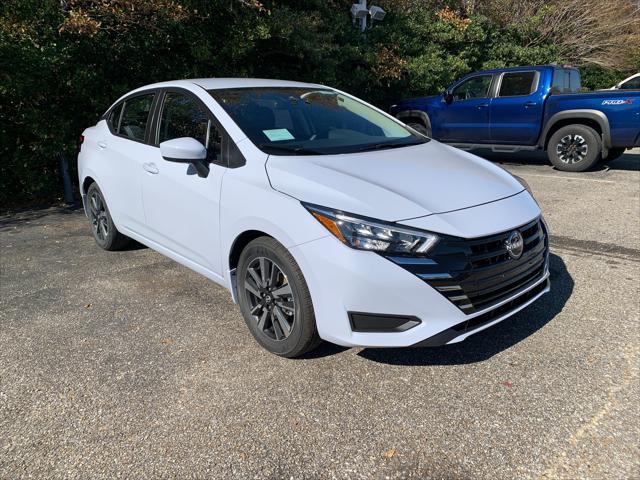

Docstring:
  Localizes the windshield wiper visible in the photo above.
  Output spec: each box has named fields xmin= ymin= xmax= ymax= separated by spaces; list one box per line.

xmin=352 ymin=139 xmax=427 ymax=153
xmin=258 ymin=144 xmax=325 ymax=155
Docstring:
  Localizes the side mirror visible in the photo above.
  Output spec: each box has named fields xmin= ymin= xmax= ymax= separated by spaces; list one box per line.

xmin=160 ymin=137 xmax=209 ymax=177
xmin=443 ymin=92 xmax=454 ymax=104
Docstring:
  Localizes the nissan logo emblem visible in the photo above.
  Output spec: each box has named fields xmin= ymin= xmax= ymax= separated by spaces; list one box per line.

xmin=505 ymin=230 xmax=524 ymax=260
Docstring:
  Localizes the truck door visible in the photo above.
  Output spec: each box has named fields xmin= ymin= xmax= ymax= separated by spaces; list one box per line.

xmin=438 ymin=74 xmax=493 ymax=143
xmin=490 ymin=70 xmax=544 ymax=145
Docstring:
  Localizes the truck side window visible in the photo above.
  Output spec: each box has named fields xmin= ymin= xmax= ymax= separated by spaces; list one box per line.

xmin=499 ymin=72 xmax=537 ymax=97
xmin=452 ymin=75 xmax=492 ymax=101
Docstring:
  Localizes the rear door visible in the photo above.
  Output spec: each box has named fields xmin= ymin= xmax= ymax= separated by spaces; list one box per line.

xmin=141 ymin=89 xmax=226 ymax=275
xmin=100 ymin=92 xmax=157 ymax=233
xmin=490 ymin=70 xmax=544 ymax=145
xmin=438 ymin=74 xmax=493 ymax=143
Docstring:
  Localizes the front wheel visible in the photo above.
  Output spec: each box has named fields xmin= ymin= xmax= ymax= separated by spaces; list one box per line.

xmin=547 ymin=124 xmax=602 ymax=172
xmin=237 ymin=237 xmax=321 ymax=357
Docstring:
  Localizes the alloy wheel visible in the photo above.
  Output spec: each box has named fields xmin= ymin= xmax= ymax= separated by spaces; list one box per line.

xmin=243 ymin=257 xmax=296 ymax=341
xmin=88 ymin=190 xmax=109 ymax=242
xmin=556 ymin=134 xmax=588 ymax=164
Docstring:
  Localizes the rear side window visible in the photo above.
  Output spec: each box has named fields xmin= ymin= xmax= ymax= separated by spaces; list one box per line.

xmin=551 ymin=69 xmax=581 ymax=94
xmin=499 ymin=72 xmax=537 ymax=96
xmin=107 ymin=103 xmax=123 ymax=131
xmin=119 ymin=94 xmax=154 ymax=141
xmin=620 ymin=76 xmax=640 ymax=89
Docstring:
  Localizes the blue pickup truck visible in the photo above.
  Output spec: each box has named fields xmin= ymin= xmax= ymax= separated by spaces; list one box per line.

xmin=390 ymin=65 xmax=640 ymax=171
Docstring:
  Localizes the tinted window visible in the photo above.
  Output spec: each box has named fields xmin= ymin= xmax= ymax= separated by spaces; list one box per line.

xmin=108 ymin=103 xmax=123 ymax=131
xmin=119 ymin=94 xmax=154 ymax=141
xmin=551 ymin=69 xmax=581 ymax=94
xmin=569 ymin=70 xmax=581 ymax=91
xmin=620 ymin=76 xmax=640 ymax=90
xmin=452 ymin=75 xmax=492 ymax=101
xmin=499 ymin=72 xmax=536 ymax=96
xmin=158 ymin=92 xmax=222 ymax=162
xmin=209 ymin=87 xmax=425 ymax=156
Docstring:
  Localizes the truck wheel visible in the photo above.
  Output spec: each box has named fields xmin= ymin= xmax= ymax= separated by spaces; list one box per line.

xmin=547 ymin=125 xmax=602 ymax=172
xmin=601 ymin=148 xmax=626 ymax=163
xmin=407 ymin=122 xmax=432 ymax=138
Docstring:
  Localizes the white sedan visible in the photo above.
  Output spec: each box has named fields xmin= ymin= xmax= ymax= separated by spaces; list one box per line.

xmin=78 ymin=78 xmax=550 ymax=357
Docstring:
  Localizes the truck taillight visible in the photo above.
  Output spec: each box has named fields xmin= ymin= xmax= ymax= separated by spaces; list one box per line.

xmin=79 ymin=135 xmax=84 ymax=145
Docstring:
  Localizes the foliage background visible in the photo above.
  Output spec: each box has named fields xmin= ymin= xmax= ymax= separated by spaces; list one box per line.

xmin=1 ymin=0 xmax=638 ymax=208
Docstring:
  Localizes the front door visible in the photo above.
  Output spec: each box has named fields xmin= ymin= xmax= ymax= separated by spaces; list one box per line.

xmin=438 ymin=74 xmax=493 ymax=143
xmin=141 ymin=90 xmax=226 ymax=275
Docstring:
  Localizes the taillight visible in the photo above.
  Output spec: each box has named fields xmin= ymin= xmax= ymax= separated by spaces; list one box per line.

xmin=79 ymin=135 xmax=85 ymax=145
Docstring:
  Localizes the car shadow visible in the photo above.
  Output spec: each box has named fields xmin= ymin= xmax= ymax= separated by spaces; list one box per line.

xmin=356 ymin=253 xmax=572 ymax=366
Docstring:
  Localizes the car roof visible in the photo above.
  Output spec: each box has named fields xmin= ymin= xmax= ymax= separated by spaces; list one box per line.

xmin=127 ymin=78 xmax=326 ymax=95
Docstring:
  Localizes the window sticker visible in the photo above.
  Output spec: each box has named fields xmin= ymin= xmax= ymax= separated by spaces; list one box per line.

xmin=263 ymin=128 xmax=295 ymax=141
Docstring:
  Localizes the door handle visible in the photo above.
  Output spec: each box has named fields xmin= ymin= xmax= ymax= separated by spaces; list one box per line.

xmin=524 ymin=101 xmax=538 ymax=108
xmin=477 ymin=103 xmax=489 ymax=109
xmin=97 ymin=141 xmax=107 ymax=149
xmin=143 ymin=162 xmax=159 ymax=174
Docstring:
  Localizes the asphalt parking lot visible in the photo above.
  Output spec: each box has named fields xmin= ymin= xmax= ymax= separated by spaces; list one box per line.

xmin=1 ymin=150 xmax=639 ymax=479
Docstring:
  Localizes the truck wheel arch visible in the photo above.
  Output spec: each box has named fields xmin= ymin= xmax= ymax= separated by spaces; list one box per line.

xmin=540 ymin=110 xmax=612 ymax=152
xmin=395 ymin=110 xmax=432 ymax=134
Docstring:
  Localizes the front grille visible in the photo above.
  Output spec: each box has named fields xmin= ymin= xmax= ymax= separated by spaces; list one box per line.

xmin=387 ymin=218 xmax=549 ymax=314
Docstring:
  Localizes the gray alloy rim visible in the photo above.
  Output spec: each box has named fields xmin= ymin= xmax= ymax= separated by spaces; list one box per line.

xmin=88 ymin=190 xmax=109 ymax=242
xmin=243 ymin=257 xmax=296 ymax=341
xmin=556 ymin=134 xmax=588 ymax=164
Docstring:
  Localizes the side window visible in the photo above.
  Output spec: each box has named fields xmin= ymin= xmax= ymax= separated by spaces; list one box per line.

xmin=620 ymin=76 xmax=640 ymax=90
xmin=499 ymin=72 xmax=537 ymax=97
xmin=452 ymin=75 xmax=492 ymax=101
xmin=107 ymin=103 xmax=123 ymax=132
xmin=158 ymin=92 xmax=222 ymax=162
xmin=119 ymin=94 xmax=154 ymax=141
xmin=569 ymin=70 xmax=581 ymax=92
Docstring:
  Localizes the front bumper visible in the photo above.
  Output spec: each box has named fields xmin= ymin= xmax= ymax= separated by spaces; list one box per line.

xmin=290 ymin=234 xmax=550 ymax=348
xmin=289 ymin=190 xmax=549 ymax=348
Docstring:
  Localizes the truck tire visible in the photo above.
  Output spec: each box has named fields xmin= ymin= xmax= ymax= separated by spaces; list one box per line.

xmin=407 ymin=122 xmax=432 ymax=138
xmin=547 ymin=125 xmax=602 ymax=172
xmin=601 ymin=148 xmax=626 ymax=163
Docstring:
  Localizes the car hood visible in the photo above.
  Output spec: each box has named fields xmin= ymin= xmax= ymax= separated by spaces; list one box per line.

xmin=266 ymin=141 xmax=524 ymax=222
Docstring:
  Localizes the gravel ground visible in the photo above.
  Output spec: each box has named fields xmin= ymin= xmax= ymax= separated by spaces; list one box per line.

xmin=1 ymin=150 xmax=639 ymax=479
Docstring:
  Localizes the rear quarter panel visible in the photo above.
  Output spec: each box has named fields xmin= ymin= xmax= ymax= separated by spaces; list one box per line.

xmin=544 ymin=91 xmax=640 ymax=147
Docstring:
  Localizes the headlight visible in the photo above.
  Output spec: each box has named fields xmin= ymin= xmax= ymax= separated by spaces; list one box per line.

xmin=303 ymin=203 xmax=439 ymax=255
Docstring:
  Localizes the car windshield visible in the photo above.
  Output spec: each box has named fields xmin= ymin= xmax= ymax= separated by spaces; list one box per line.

xmin=208 ymin=87 xmax=428 ymax=155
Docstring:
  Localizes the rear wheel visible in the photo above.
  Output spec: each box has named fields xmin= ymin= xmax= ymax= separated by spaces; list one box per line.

xmin=86 ymin=183 xmax=131 ymax=250
xmin=601 ymin=147 xmax=626 ymax=163
xmin=547 ymin=124 xmax=601 ymax=172
xmin=237 ymin=237 xmax=321 ymax=358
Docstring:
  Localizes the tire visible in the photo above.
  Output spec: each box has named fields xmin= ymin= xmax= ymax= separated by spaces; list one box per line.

xmin=237 ymin=236 xmax=321 ymax=358
xmin=601 ymin=147 xmax=626 ymax=163
xmin=547 ymin=124 xmax=602 ymax=172
xmin=407 ymin=122 xmax=432 ymax=138
xmin=86 ymin=183 xmax=131 ymax=251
